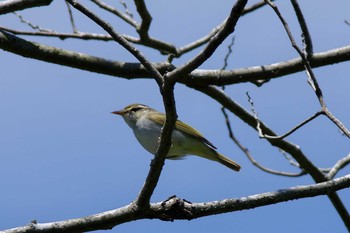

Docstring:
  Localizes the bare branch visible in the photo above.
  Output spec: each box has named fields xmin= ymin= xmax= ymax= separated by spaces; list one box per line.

xmin=13 ymin=12 xmax=53 ymax=32
xmin=187 ymin=45 xmax=350 ymax=86
xmin=195 ymin=86 xmax=323 ymax=179
xmin=91 ymin=0 xmax=137 ymax=27
xmin=135 ymin=83 xmax=177 ymax=208
xmin=0 ymin=26 xmax=178 ymax=54
xmin=134 ymin=0 xmax=151 ymax=36
xmin=265 ymin=0 xmax=323 ymax=101
xmin=177 ymin=20 xmax=226 ymax=56
xmin=0 ymin=30 xmax=171 ymax=78
xmin=246 ymin=92 xmax=324 ymax=140
xmin=221 ymin=106 xmax=305 ymax=177
xmin=177 ymin=0 xmax=271 ymax=56
xmin=193 ymin=85 xmax=350 ymax=230
xmin=322 ymin=108 xmax=350 ymax=138
xmin=221 ymin=36 xmax=235 ymax=70
xmin=66 ymin=0 xmax=163 ymax=85
xmin=0 ymin=0 xmax=52 ymax=15
xmin=260 ymin=111 xmax=323 ymax=140
xmin=65 ymin=1 xmax=78 ymax=33
xmin=264 ymin=1 xmax=350 ymax=138
xmin=66 ymin=1 xmax=179 ymax=210
xmin=4 ymin=174 xmax=350 ymax=232
xmin=290 ymin=0 xmax=313 ymax=55
xmin=119 ymin=0 xmax=134 ymax=19
xmin=178 ymin=174 xmax=350 ymax=219
xmin=242 ymin=0 xmax=271 ymax=14
xmin=327 ymin=153 xmax=350 ymax=179
xmin=132 ymin=0 xmax=178 ymax=54
xmin=219 ymin=38 xmax=304 ymax=177
xmin=1 ymin=29 xmax=350 ymax=86
xmin=166 ymin=0 xmax=248 ymax=81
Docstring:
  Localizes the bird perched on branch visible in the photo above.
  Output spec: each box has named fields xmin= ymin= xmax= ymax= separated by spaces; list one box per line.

xmin=112 ymin=103 xmax=241 ymax=172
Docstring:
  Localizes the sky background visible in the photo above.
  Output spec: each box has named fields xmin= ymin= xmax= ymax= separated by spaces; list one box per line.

xmin=0 ymin=0 xmax=350 ymax=232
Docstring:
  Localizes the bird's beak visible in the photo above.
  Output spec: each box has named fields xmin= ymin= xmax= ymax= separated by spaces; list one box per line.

xmin=111 ymin=110 xmax=123 ymax=115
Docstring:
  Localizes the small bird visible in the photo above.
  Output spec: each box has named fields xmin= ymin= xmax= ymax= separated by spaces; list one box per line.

xmin=112 ymin=104 xmax=241 ymax=172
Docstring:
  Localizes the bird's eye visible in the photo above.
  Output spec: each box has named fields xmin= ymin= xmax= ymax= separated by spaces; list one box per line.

xmin=130 ymin=107 xmax=142 ymax=112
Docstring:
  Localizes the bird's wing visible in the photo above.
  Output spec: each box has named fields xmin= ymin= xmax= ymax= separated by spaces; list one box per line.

xmin=149 ymin=113 xmax=217 ymax=149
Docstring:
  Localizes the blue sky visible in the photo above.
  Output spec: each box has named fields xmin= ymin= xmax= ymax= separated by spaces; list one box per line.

xmin=0 ymin=0 xmax=349 ymax=232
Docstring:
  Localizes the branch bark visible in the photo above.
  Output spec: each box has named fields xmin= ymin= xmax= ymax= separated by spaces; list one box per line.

xmin=193 ymin=85 xmax=350 ymax=229
xmin=0 ymin=30 xmax=350 ymax=86
xmin=0 ymin=0 xmax=52 ymax=15
xmin=4 ymin=174 xmax=350 ymax=233
xmin=1 ymin=30 xmax=349 ymax=85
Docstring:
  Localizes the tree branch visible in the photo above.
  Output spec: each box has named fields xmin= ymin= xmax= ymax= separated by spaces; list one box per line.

xmin=0 ymin=26 xmax=179 ymax=53
xmin=193 ymin=85 xmax=350 ymax=229
xmin=152 ymin=174 xmax=350 ymax=220
xmin=132 ymin=0 xmax=178 ymax=54
xmin=187 ymin=45 xmax=350 ymax=86
xmin=177 ymin=0 xmax=270 ymax=56
xmin=290 ymin=0 xmax=313 ymax=55
xmin=166 ymin=0 xmax=248 ymax=81
xmin=327 ymin=153 xmax=350 ymax=179
xmin=0 ymin=0 xmax=52 ymax=15
xmin=66 ymin=0 xmax=164 ymax=85
xmin=0 ymin=29 xmax=171 ymax=78
xmin=221 ymin=106 xmax=305 ymax=177
xmin=91 ymin=0 xmax=137 ymax=27
xmin=246 ymin=92 xmax=323 ymax=140
xmin=66 ymin=0 xmax=177 ymax=211
xmin=65 ymin=1 xmax=78 ymax=33
xmin=265 ymin=1 xmax=350 ymax=139
xmin=1 ymin=29 xmax=350 ymax=84
xmin=4 ymin=174 xmax=350 ymax=232
xmin=135 ymin=82 xmax=177 ymax=208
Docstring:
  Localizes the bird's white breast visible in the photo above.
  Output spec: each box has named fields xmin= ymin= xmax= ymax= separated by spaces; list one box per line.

xmin=132 ymin=116 xmax=189 ymax=157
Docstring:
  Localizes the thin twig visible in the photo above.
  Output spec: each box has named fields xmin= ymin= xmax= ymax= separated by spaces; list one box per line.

xmin=327 ymin=153 xmax=350 ymax=179
xmin=119 ymin=0 xmax=133 ymax=19
xmin=0 ymin=26 xmax=177 ymax=53
xmin=221 ymin=106 xmax=305 ymax=177
xmin=290 ymin=0 xmax=313 ymax=56
xmin=166 ymin=0 xmax=248 ymax=82
xmin=65 ymin=1 xmax=78 ymax=33
xmin=221 ymin=36 xmax=235 ymax=71
xmin=220 ymin=37 xmax=303 ymax=176
xmin=0 ymin=26 xmax=126 ymax=40
xmin=177 ymin=20 xmax=225 ymax=56
xmin=264 ymin=0 xmax=350 ymax=139
xmin=13 ymin=12 xmax=53 ymax=32
xmin=91 ymin=0 xmax=137 ymax=27
xmin=321 ymin=108 xmax=350 ymax=138
xmin=265 ymin=1 xmax=322 ymax=99
xmin=66 ymin=0 xmax=163 ymax=84
xmin=242 ymin=0 xmax=271 ymax=14
xmin=259 ymin=110 xmax=323 ymax=140
xmin=177 ymin=0 xmax=270 ymax=56
xmin=279 ymin=149 xmax=300 ymax=168
xmin=192 ymin=85 xmax=350 ymax=229
xmin=132 ymin=0 xmax=178 ymax=55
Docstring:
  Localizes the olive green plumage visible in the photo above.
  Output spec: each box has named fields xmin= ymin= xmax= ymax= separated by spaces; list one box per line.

xmin=112 ymin=104 xmax=241 ymax=172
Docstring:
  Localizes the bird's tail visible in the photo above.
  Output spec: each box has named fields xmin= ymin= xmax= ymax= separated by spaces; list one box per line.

xmin=216 ymin=153 xmax=241 ymax=172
